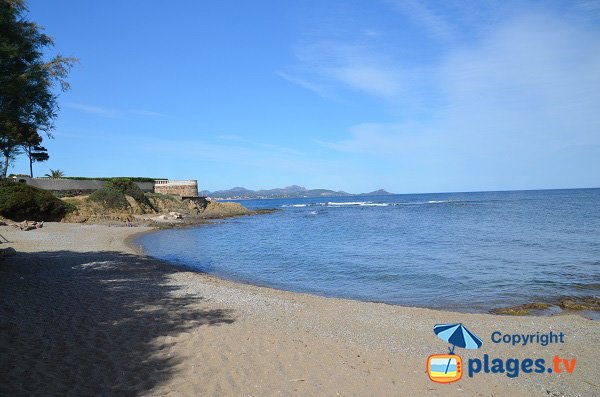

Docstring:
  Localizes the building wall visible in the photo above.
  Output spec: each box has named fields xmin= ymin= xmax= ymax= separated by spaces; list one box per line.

xmin=154 ymin=180 xmax=199 ymax=198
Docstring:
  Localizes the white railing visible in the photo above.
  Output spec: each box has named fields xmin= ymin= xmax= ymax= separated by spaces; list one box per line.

xmin=154 ymin=179 xmax=197 ymax=186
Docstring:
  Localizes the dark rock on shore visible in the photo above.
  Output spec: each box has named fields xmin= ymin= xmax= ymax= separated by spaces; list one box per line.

xmin=492 ymin=302 xmax=551 ymax=316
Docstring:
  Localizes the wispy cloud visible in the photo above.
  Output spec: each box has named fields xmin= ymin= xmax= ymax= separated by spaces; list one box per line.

xmin=386 ymin=0 xmax=512 ymax=42
xmin=314 ymin=11 xmax=600 ymax=189
xmin=363 ymin=29 xmax=382 ymax=38
xmin=315 ymin=122 xmax=423 ymax=155
xmin=64 ymin=102 xmax=166 ymax=118
xmin=256 ymin=142 xmax=303 ymax=156
xmin=136 ymin=137 xmax=313 ymax=175
xmin=64 ymin=102 xmax=118 ymax=117
xmin=386 ymin=0 xmax=457 ymax=40
xmin=277 ymin=71 xmax=342 ymax=102
xmin=281 ymin=42 xmax=407 ymax=101
xmin=219 ymin=133 xmax=304 ymax=155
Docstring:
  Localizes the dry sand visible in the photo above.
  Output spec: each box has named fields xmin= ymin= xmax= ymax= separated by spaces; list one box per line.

xmin=0 ymin=223 xmax=598 ymax=396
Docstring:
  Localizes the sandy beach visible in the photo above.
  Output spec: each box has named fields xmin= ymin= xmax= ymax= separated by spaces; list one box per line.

xmin=1 ymin=223 xmax=598 ymax=396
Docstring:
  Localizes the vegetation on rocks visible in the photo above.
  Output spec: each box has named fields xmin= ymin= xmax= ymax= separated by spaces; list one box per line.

xmin=0 ymin=176 xmax=265 ymax=225
xmin=558 ymin=297 xmax=600 ymax=311
xmin=63 ymin=182 xmax=261 ymax=224
xmin=492 ymin=302 xmax=551 ymax=316
xmin=200 ymin=200 xmax=251 ymax=219
xmin=88 ymin=178 xmax=153 ymax=210
xmin=0 ymin=179 xmax=70 ymax=221
xmin=492 ymin=296 xmax=600 ymax=315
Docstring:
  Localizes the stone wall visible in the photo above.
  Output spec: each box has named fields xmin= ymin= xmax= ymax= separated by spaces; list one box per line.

xmin=12 ymin=176 xmax=198 ymax=198
xmin=153 ymin=180 xmax=199 ymax=198
xmin=12 ymin=177 xmax=154 ymax=196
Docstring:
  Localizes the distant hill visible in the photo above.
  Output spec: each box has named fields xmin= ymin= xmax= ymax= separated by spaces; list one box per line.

xmin=199 ymin=186 xmax=394 ymax=199
xmin=359 ymin=189 xmax=394 ymax=196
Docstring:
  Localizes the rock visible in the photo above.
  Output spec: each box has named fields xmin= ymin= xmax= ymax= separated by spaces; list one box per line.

xmin=558 ymin=297 xmax=600 ymax=311
xmin=491 ymin=302 xmax=551 ymax=315
xmin=0 ymin=247 xmax=17 ymax=259
xmin=168 ymin=211 xmax=183 ymax=219
xmin=14 ymin=220 xmax=43 ymax=231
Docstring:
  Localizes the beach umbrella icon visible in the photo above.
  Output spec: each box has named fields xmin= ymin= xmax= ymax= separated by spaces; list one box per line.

xmin=434 ymin=323 xmax=482 ymax=354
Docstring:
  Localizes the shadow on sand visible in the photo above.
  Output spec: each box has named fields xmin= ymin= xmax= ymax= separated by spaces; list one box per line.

xmin=0 ymin=250 xmax=234 ymax=396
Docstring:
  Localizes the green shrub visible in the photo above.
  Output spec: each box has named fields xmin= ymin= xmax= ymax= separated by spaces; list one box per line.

xmin=0 ymin=179 xmax=69 ymax=221
xmin=88 ymin=186 xmax=128 ymax=209
xmin=62 ymin=201 xmax=78 ymax=214
xmin=88 ymin=178 xmax=154 ymax=209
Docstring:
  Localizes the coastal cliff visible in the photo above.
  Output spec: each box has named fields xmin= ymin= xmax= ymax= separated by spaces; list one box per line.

xmin=62 ymin=194 xmax=266 ymax=225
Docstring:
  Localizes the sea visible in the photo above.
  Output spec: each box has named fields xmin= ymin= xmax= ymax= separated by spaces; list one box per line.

xmin=135 ymin=188 xmax=600 ymax=315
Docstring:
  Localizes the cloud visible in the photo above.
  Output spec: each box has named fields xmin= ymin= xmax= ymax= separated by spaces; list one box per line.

xmin=256 ymin=142 xmax=303 ymax=156
xmin=315 ymin=123 xmax=415 ymax=154
xmin=314 ymin=11 xmax=600 ymax=189
xmin=282 ymin=42 xmax=408 ymax=101
xmin=331 ymin=62 xmax=402 ymax=98
xmin=64 ymin=103 xmax=166 ymax=118
xmin=136 ymin=137 xmax=323 ymax=177
xmin=219 ymin=134 xmax=305 ymax=155
xmin=363 ymin=29 xmax=382 ymax=38
xmin=64 ymin=102 xmax=118 ymax=117
xmin=386 ymin=0 xmax=457 ymax=40
xmin=277 ymin=71 xmax=342 ymax=102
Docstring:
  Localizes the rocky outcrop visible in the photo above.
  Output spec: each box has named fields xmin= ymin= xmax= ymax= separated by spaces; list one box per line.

xmin=62 ymin=193 xmax=263 ymax=225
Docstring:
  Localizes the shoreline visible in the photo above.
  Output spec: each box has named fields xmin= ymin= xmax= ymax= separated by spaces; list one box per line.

xmin=129 ymin=224 xmax=599 ymax=320
xmin=2 ymin=223 xmax=599 ymax=396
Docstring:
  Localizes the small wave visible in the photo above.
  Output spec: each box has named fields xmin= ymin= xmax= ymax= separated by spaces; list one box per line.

xmin=327 ymin=201 xmax=370 ymax=206
xmin=327 ymin=201 xmax=388 ymax=206
xmin=393 ymin=200 xmax=461 ymax=205
xmin=308 ymin=211 xmax=318 ymax=215
xmin=283 ymin=200 xmax=459 ymax=208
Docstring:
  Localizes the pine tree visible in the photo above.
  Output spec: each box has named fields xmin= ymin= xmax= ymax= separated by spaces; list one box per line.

xmin=0 ymin=0 xmax=75 ymax=177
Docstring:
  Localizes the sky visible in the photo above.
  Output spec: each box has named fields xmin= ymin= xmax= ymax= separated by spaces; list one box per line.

xmin=12 ymin=0 xmax=600 ymax=193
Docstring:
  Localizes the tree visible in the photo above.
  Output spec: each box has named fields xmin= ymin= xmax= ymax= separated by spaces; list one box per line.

xmin=0 ymin=0 xmax=76 ymax=177
xmin=44 ymin=168 xmax=64 ymax=178
xmin=21 ymin=131 xmax=48 ymax=176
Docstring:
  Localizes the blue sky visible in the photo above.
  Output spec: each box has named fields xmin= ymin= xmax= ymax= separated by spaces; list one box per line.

xmin=12 ymin=0 xmax=600 ymax=193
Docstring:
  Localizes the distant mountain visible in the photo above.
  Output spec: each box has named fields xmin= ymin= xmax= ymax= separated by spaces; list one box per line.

xmin=359 ymin=189 xmax=394 ymax=196
xmin=199 ymin=185 xmax=393 ymax=199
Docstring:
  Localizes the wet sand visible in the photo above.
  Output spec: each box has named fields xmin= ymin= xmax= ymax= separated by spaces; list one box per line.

xmin=1 ymin=223 xmax=598 ymax=396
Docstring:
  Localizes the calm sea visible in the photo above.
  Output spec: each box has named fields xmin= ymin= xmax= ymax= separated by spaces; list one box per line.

xmin=135 ymin=189 xmax=600 ymax=314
